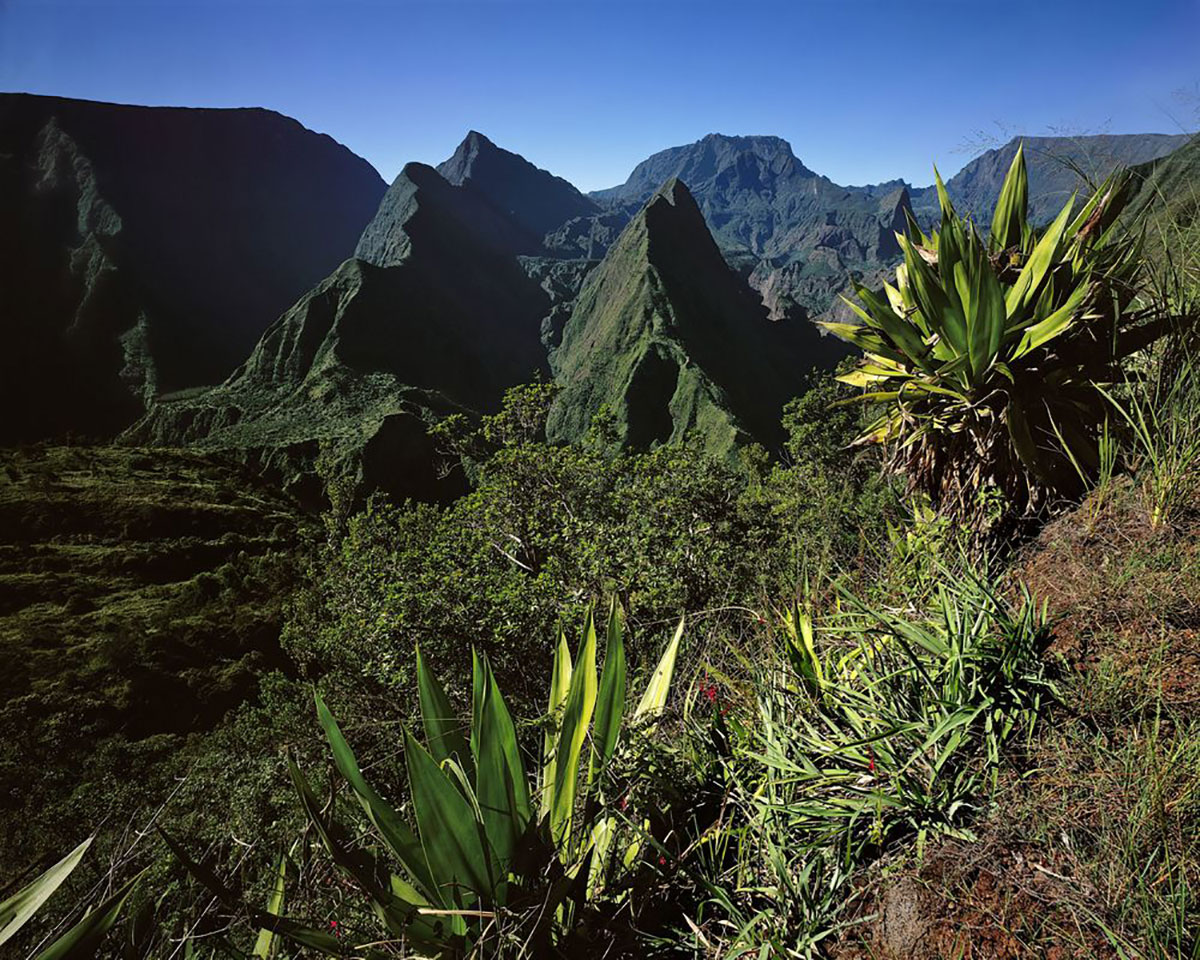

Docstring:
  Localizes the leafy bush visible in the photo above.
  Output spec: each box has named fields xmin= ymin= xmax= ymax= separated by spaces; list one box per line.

xmin=284 ymin=381 xmax=892 ymax=716
xmin=824 ymin=144 xmax=1166 ymax=521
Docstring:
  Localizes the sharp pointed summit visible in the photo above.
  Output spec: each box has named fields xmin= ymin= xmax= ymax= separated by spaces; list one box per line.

xmin=436 ymin=130 xmax=600 ymax=241
xmin=548 ymin=178 xmax=847 ymax=455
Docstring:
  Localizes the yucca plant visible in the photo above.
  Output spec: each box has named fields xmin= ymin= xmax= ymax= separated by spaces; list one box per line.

xmin=173 ymin=601 xmax=684 ymax=958
xmin=823 ymin=143 xmax=1168 ymax=521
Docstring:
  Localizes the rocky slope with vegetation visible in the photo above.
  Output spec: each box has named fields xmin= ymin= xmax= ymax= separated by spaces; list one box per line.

xmin=548 ymin=178 xmax=847 ymax=455
xmin=0 ymin=94 xmax=386 ymax=443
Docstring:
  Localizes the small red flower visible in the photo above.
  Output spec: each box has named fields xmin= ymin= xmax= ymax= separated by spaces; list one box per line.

xmin=329 ymin=920 xmax=341 ymax=939
xmin=657 ymin=855 xmax=667 ymax=866
xmin=867 ymin=746 xmax=876 ymax=774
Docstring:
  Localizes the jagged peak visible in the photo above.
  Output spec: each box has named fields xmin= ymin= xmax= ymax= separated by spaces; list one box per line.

xmin=395 ymin=160 xmax=446 ymax=189
xmin=651 ymin=176 xmax=693 ymax=207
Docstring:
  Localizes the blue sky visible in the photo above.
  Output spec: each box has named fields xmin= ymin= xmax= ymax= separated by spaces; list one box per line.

xmin=2 ymin=0 xmax=1197 ymax=192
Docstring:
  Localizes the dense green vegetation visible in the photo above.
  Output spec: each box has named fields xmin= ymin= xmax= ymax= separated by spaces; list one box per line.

xmin=5 ymin=141 xmax=1200 ymax=960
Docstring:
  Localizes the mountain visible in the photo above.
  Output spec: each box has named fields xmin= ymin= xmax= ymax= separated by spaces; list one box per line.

xmin=128 ymin=161 xmax=552 ymax=505
xmin=0 ymin=93 xmax=386 ymax=443
xmin=548 ymin=179 xmax=848 ymax=456
xmin=1123 ymin=134 xmax=1200 ymax=281
xmin=592 ymin=133 xmax=912 ymax=323
xmin=911 ymin=133 xmax=1192 ymax=226
xmin=436 ymin=130 xmax=601 ymax=243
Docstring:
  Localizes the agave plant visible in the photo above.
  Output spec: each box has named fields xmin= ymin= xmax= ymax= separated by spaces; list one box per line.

xmin=173 ymin=601 xmax=684 ymax=957
xmin=822 ymin=143 xmax=1167 ymax=520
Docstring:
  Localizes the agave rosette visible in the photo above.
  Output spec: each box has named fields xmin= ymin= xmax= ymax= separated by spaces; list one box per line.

xmin=822 ymin=143 xmax=1163 ymax=518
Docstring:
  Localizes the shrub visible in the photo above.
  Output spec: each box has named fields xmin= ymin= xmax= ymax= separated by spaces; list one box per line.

xmin=690 ymin=564 xmax=1055 ymax=956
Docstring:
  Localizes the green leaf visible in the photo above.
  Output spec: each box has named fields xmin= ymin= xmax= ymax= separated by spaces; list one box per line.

xmin=635 ymin=616 xmax=685 ymax=720
xmin=968 ymin=250 xmax=1006 ymax=378
xmin=901 ymin=235 xmax=966 ymax=356
xmin=0 ymin=837 xmax=91 ymax=948
xmin=404 ymin=728 xmax=494 ymax=901
xmin=34 ymin=872 xmax=141 ymax=960
xmin=592 ymin=599 xmax=627 ymax=777
xmin=1007 ymin=398 xmax=1042 ymax=474
xmin=1013 ymin=281 xmax=1090 ymax=358
xmin=819 ymin=319 xmax=908 ymax=365
xmin=540 ymin=630 xmax=573 ymax=822
xmin=314 ymin=693 xmax=437 ymax=898
xmin=934 ymin=166 xmax=957 ymax=222
xmin=990 ymin=141 xmax=1028 ymax=251
xmin=472 ymin=651 xmax=531 ymax=871
xmin=252 ymin=852 xmax=288 ymax=959
xmin=288 ymin=759 xmax=416 ymax=934
xmin=785 ymin=604 xmax=824 ymax=694
xmin=1005 ymin=196 xmax=1075 ymax=320
xmin=550 ymin=611 xmax=598 ymax=848
xmin=854 ymin=284 xmax=934 ymax=373
xmin=417 ymin=646 xmax=470 ymax=770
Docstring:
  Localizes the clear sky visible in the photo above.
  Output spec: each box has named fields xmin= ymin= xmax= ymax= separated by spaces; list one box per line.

xmin=2 ymin=0 xmax=1197 ymax=192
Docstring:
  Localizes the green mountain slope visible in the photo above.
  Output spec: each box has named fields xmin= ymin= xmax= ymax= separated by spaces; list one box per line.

xmin=1126 ymin=133 xmax=1200 ymax=268
xmin=593 ymin=133 xmax=911 ymax=323
xmin=0 ymin=94 xmax=386 ymax=443
xmin=911 ymin=133 xmax=1191 ymax=226
xmin=548 ymin=179 xmax=848 ymax=457
xmin=0 ymin=444 xmax=309 ymax=875
xmin=129 ymin=162 xmax=551 ymax=505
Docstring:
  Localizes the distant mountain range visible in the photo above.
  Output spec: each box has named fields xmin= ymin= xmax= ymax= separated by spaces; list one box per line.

xmin=2 ymin=92 xmax=1194 ymax=499
xmin=592 ymin=133 xmax=910 ymax=323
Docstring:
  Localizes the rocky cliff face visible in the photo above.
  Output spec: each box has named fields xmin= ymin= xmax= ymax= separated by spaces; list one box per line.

xmin=548 ymin=179 xmax=848 ymax=457
xmin=592 ymin=133 xmax=914 ymax=323
xmin=0 ymin=94 xmax=386 ymax=442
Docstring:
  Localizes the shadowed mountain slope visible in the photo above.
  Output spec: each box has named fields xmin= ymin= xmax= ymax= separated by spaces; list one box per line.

xmin=436 ymin=130 xmax=601 ymax=243
xmin=129 ymin=162 xmax=551 ymax=505
xmin=549 ymin=178 xmax=848 ymax=457
xmin=0 ymin=93 xmax=386 ymax=443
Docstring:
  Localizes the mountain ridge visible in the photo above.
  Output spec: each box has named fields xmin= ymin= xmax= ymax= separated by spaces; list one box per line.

xmin=0 ymin=92 xmax=387 ymax=443
xmin=548 ymin=177 xmax=847 ymax=456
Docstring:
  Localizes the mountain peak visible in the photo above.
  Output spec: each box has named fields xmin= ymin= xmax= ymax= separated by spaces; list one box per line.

xmin=651 ymin=176 xmax=692 ymax=207
xmin=592 ymin=133 xmax=815 ymax=206
xmin=549 ymin=172 xmax=845 ymax=456
xmin=436 ymin=130 xmax=599 ymax=239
